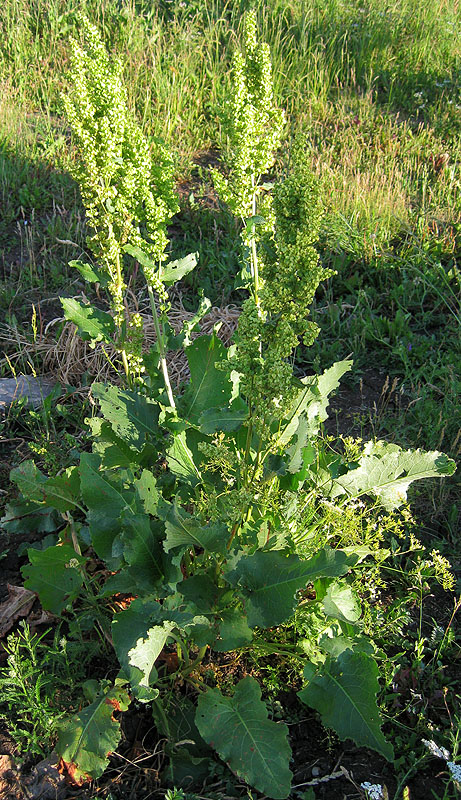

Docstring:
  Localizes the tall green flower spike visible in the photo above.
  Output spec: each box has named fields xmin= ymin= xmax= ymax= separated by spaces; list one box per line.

xmin=212 ymin=9 xmax=285 ymax=220
xmin=230 ymin=138 xmax=335 ymax=421
xmin=63 ymin=15 xmax=178 ymax=378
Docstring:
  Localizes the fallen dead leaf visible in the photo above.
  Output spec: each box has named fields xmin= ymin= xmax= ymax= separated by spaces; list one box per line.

xmin=0 ymin=585 xmax=36 ymax=638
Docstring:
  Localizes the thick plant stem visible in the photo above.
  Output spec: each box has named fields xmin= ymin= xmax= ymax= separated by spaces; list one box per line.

xmin=113 ymin=245 xmax=131 ymax=386
xmin=250 ymin=177 xmax=260 ymax=311
xmin=147 ymin=284 xmax=176 ymax=409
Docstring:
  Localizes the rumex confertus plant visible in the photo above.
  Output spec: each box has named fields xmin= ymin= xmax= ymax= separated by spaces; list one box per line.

xmin=2 ymin=10 xmax=456 ymax=798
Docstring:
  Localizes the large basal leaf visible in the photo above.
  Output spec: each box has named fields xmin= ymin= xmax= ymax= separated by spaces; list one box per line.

xmin=133 ymin=469 xmax=160 ymax=514
xmin=112 ymin=598 xmax=209 ymax=697
xmin=22 ymin=544 xmax=85 ymax=614
xmin=128 ymin=621 xmax=177 ymax=689
xmin=214 ymin=610 xmax=253 ymax=652
xmin=181 ymin=334 xmax=232 ymax=424
xmin=228 ymin=548 xmax=357 ymax=627
xmin=10 ymin=461 xmax=82 ymax=513
xmin=196 ymin=676 xmax=292 ymax=799
xmin=112 ymin=598 xmax=165 ymax=700
xmin=120 ymin=514 xmax=165 ymax=593
xmin=298 ymin=651 xmax=394 ymax=761
xmin=61 ymin=298 xmax=115 ymax=345
xmin=199 ymin=400 xmax=248 ymax=435
xmin=162 ymin=500 xmax=228 ymax=555
xmin=92 ymin=383 xmax=159 ymax=450
xmin=79 ymin=453 xmax=134 ymax=560
xmin=166 ymin=431 xmax=202 ymax=486
xmin=332 ymin=443 xmax=456 ymax=510
xmin=57 ymin=684 xmax=130 ymax=784
xmin=322 ymin=582 xmax=361 ymax=625
xmin=0 ymin=499 xmax=60 ymax=535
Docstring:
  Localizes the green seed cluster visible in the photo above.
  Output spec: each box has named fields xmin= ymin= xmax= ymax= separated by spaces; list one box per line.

xmin=211 ymin=9 xmax=285 ymax=219
xmin=231 ymin=142 xmax=334 ymax=419
xmin=63 ymin=14 xmax=178 ymax=321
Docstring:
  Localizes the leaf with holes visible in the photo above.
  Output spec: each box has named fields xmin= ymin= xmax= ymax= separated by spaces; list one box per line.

xmin=92 ymin=383 xmax=159 ymax=450
xmin=227 ymin=547 xmax=357 ymax=627
xmin=57 ymin=684 xmax=130 ymax=784
xmin=196 ymin=676 xmax=292 ymax=799
xmin=61 ymin=298 xmax=115 ymax=345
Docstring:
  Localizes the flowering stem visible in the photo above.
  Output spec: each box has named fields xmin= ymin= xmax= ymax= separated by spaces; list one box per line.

xmin=250 ymin=177 xmax=260 ymax=311
xmin=147 ymin=284 xmax=176 ymax=409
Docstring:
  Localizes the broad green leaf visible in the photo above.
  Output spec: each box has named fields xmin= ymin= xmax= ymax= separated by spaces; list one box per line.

xmin=279 ymin=360 xmax=352 ymax=445
xmin=298 ymin=651 xmax=394 ymax=761
xmin=56 ymin=684 xmax=130 ymax=783
xmin=10 ymin=461 xmax=82 ymax=512
xmin=162 ymin=501 xmax=228 ymax=554
xmin=44 ymin=468 xmax=82 ymax=512
xmin=69 ymin=260 xmax=108 ymax=286
xmin=167 ymin=431 xmax=201 ymax=485
xmin=214 ymin=611 xmax=253 ymax=651
xmin=22 ymin=544 xmax=85 ymax=614
xmin=228 ymin=548 xmax=356 ymax=627
xmin=180 ymin=574 xmax=228 ymax=612
xmin=134 ymin=470 xmax=159 ymax=514
xmin=161 ymin=252 xmax=198 ymax=284
xmin=79 ymin=453 xmax=134 ymax=560
xmin=128 ymin=621 xmax=177 ymax=688
xmin=332 ymin=445 xmax=456 ymax=510
xmin=113 ymin=599 xmax=209 ymax=696
xmin=92 ymin=383 xmax=159 ymax=450
xmin=112 ymin=598 xmax=164 ymax=700
xmin=199 ymin=401 xmax=248 ymax=434
xmin=10 ymin=460 xmax=47 ymax=502
xmin=1 ymin=499 xmax=60 ymax=535
xmin=181 ymin=334 xmax=232 ymax=424
xmin=120 ymin=514 xmax=165 ymax=593
xmin=196 ymin=676 xmax=292 ymax=799
xmin=61 ymin=298 xmax=115 ymax=344
xmin=322 ymin=582 xmax=361 ymax=625
xmin=87 ymin=418 xmax=139 ymax=468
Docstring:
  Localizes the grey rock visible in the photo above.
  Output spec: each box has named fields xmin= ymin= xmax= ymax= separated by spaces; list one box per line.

xmin=0 ymin=375 xmax=59 ymax=412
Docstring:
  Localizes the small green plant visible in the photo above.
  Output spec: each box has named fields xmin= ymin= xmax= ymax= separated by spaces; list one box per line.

xmin=3 ymin=11 xmax=456 ymax=799
xmin=0 ymin=623 xmax=93 ymax=757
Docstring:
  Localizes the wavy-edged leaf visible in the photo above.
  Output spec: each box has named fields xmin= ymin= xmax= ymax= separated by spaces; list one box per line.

xmin=10 ymin=461 xmax=82 ymax=512
xmin=167 ymin=431 xmax=201 ymax=485
xmin=162 ymin=501 xmax=228 ymax=555
xmin=322 ymin=582 xmax=361 ymax=624
xmin=69 ymin=260 xmax=108 ymax=286
xmin=298 ymin=651 xmax=393 ymax=761
xmin=22 ymin=544 xmax=85 ymax=614
xmin=181 ymin=334 xmax=232 ymax=424
xmin=161 ymin=252 xmax=198 ymax=284
xmin=61 ymin=298 xmax=115 ymax=344
xmin=120 ymin=514 xmax=165 ymax=593
xmin=92 ymin=383 xmax=159 ymax=450
xmin=332 ymin=444 xmax=456 ymax=510
xmin=195 ymin=676 xmax=292 ymax=799
xmin=79 ymin=453 xmax=134 ymax=560
xmin=134 ymin=470 xmax=159 ymax=514
xmin=57 ymin=684 xmax=130 ymax=784
xmin=228 ymin=548 xmax=356 ymax=627
xmin=199 ymin=400 xmax=248 ymax=434
xmin=280 ymin=360 xmax=353 ymax=446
